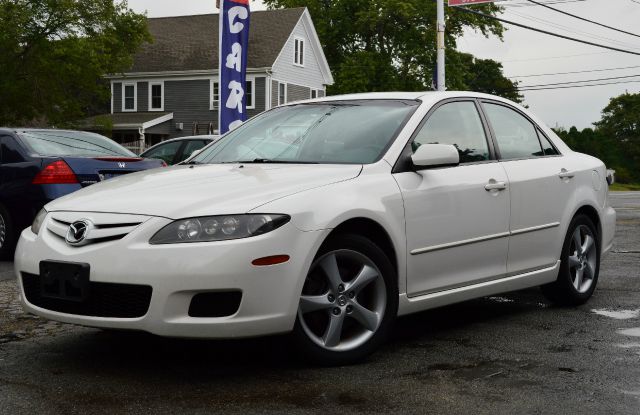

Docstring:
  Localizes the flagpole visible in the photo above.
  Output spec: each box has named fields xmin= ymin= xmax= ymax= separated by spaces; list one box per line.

xmin=436 ymin=0 xmax=446 ymax=91
xmin=217 ymin=0 xmax=222 ymax=134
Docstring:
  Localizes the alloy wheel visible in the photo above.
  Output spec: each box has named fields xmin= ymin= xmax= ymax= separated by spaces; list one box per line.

xmin=568 ymin=224 xmax=597 ymax=294
xmin=0 ymin=213 xmax=5 ymax=248
xmin=298 ymin=249 xmax=387 ymax=352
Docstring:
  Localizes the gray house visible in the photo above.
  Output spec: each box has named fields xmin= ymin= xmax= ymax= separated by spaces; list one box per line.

xmin=88 ymin=7 xmax=333 ymax=149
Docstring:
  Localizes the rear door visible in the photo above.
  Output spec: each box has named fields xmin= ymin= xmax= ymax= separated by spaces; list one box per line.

xmin=480 ymin=100 xmax=573 ymax=275
xmin=0 ymin=134 xmax=43 ymax=227
xmin=393 ymin=99 xmax=511 ymax=296
xmin=0 ymin=134 xmax=39 ymax=195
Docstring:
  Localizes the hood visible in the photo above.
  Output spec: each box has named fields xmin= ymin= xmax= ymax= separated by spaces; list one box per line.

xmin=46 ymin=163 xmax=362 ymax=218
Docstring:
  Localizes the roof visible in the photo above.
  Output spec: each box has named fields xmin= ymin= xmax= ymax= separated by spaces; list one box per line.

xmin=296 ymin=91 xmax=520 ymax=105
xmin=79 ymin=112 xmax=173 ymax=130
xmin=128 ymin=8 xmax=306 ymax=73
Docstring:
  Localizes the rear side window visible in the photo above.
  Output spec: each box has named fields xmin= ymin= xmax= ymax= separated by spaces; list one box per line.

xmin=19 ymin=131 xmax=135 ymax=158
xmin=538 ymin=130 xmax=559 ymax=156
xmin=483 ymin=103 xmax=543 ymax=160
xmin=1 ymin=136 xmax=26 ymax=163
xmin=413 ymin=101 xmax=490 ymax=163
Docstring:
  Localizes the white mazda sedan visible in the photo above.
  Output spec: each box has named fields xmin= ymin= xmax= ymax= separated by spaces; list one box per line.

xmin=15 ymin=92 xmax=616 ymax=364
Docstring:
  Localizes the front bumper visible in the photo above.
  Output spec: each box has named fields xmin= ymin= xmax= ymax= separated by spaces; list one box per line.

xmin=14 ymin=212 xmax=328 ymax=338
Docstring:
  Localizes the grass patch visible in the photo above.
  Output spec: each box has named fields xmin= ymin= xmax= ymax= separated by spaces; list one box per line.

xmin=610 ymin=182 xmax=640 ymax=191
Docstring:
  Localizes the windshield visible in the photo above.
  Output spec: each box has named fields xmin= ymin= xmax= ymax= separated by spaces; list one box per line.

xmin=192 ymin=100 xmax=418 ymax=165
xmin=19 ymin=130 xmax=136 ymax=158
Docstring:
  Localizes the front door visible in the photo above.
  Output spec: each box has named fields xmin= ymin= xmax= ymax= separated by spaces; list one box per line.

xmin=393 ymin=100 xmax=511 ymax=297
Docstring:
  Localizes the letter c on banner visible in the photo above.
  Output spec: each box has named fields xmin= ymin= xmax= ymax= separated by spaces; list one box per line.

xmin=228 ymin=6 xmax=248 ymax=34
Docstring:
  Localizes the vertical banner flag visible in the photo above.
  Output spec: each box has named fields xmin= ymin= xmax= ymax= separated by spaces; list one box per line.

xmin=219 ymin=0 xmax=250 ymax=134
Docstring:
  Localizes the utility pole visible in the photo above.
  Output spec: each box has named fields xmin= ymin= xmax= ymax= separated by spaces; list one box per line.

xmin=436 ymin=0 xmax=446 ymax=91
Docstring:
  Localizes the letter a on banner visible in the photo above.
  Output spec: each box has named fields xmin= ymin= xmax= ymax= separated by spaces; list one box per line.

xmin=218 ymin=0 xmax=250 ymax=134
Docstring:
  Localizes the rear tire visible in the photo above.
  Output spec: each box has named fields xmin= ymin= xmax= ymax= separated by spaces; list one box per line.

xmin=0 ymin=204 xmax=15 ymax=260
xmin=541 ymin=214 xmax=600 ymax=306
xmin=293 ymin=233 xmax=398 ymax=366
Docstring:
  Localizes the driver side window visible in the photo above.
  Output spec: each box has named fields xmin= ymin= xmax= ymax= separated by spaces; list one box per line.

xmin=413 ymin=101 xmax=490 ymax=163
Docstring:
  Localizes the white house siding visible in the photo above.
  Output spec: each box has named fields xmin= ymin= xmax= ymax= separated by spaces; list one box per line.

xmin=271 ymin=17 xmax=326 ymax=91
xmin=287 ymin=84 xmax=311 ymax=103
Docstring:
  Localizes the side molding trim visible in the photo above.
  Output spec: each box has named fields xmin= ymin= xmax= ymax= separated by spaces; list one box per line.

xmin=410 ymin=222 xmax=560 ymax=256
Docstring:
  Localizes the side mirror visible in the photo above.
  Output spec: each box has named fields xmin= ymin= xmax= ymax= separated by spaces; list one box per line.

xmin=190 ymin=149 xmax=202 ymax=157
xmin=411 ymin=144 xmax=460 ymax=169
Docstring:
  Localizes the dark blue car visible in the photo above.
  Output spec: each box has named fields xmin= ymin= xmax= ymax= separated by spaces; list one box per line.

xmin=0 ymin=128 xmax=165 ymax=258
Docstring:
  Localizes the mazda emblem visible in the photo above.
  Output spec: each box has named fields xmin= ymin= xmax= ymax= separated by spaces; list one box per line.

xmin=65 ymin=220 xmax=92 ymax=246
xmin=118 ymin=162 xmax=126 ymax=168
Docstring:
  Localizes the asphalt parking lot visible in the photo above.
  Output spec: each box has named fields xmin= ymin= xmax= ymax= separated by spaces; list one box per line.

xmin=0 ymin=192 xmax=639 ymax=414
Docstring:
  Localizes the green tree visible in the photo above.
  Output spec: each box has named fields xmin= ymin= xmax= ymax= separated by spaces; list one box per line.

xmin=555 ymin=92 xmax=640 ymax=183
xmin=264 ymin=0 xmax=520 ymax=100
xmin=595 ymin=92 xmax=640 ymax=181
xmin=455 ymin=52 xmax=522 ymax=102
xmin=0 ymin=0 xmax=151 ymax=126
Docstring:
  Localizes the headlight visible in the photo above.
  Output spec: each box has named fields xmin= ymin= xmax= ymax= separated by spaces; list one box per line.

xmin=31 ymin=208 xmax=47 ymax=235
xmin=149 ymin=214 xmax=290 ymax=244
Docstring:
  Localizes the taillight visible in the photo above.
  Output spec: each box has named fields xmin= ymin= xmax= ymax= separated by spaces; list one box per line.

xmin=160 ymin=160 xmax=168 ymax=167
xmin=32 ymin=160 xmax=79 ymax=184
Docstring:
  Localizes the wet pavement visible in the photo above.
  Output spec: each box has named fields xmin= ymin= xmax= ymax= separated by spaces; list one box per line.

xmin=0 ymin=192 xmax=639 ymax=414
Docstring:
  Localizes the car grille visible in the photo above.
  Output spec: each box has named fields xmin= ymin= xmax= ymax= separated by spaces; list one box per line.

xmin=22 ymin=273 xmax=152 ymax=318
xmin=46 ymin=212 xmax=147 ymax=246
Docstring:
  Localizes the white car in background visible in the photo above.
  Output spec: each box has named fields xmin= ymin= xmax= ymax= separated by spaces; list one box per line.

xmin=140 ymin=135 xmax=218 ymax=165
xmin=15 ymin=92 xmax=616 ymax=365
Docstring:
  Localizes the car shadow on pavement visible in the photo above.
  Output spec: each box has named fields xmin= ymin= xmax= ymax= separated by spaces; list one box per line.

xmin=25 ymin=288 xmax=554 ymax=377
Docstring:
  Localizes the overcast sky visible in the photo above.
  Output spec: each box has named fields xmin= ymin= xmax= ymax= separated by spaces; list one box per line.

xmin=126 ymin=0 xmax=640 ymax=129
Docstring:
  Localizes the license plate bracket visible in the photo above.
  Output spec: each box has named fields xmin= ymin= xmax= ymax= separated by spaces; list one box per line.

xmin=40 ymin=260 xmax=90 ymax=302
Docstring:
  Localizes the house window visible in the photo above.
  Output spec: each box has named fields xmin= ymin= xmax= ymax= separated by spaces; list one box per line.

xmin=149 ymin=82 xmax=163 ymax=111
xmin=246 ymin=79 xmax=254 ymax=109
xmin=123 ymin=83 xmax=136 ymax=112
xmin=278 ymin=82 xmax=286 ymax=106
xmin=294 ymin=37 xmax=304 ymax=66
xmin=210 ymin=81 xmax=219 ymax=110
xmin=311 ymin=89 xmax=317 ymax=99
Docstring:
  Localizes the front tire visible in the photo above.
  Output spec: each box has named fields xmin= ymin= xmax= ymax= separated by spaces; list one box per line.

xmin=293 ymin=233 xmax=398 ymax=365
xmin=542 ymin=214 xmax=600 ymax=306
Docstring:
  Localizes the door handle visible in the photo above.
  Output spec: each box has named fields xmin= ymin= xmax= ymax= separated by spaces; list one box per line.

xmin=558 ymin=168 xmax=574 ymax=179
xmin=485 ymin=180 xmax=507 ymax=191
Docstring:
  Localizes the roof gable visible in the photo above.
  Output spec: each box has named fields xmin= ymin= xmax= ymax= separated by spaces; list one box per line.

xmin=128 ymin=8 xmax=306 ymax=73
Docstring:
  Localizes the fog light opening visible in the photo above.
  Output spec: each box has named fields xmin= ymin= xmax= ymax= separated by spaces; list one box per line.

xmin=251 ymin=255 xmax=290 ymax=266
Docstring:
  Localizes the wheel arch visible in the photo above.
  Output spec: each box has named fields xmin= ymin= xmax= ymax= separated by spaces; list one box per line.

xmin=573 ymin=204 xmax=602 ymax=244
xmin=320 ymin=217 xmax=399 ymax=284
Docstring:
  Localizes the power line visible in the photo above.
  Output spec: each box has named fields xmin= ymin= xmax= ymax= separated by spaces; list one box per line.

xmin=502 ymin=51 xmax=613 ymax=62
xmin=520 ymin=79 xmax=640 ymax=91
xmin=525 ymin=0 xmax=640 ymax=38
xmin=504 ymin=0 xmax=587 ymax=6
xmin=505 ymin=9 xmax=640 ymax=51
xmin=519 ymin=73 xmax=640 ymax=88
xmin=509 ymin=64 xmax=640 ymax=78
xmin=456 ymin=7 xmax=640 ymax=56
